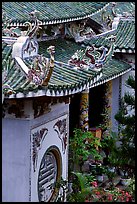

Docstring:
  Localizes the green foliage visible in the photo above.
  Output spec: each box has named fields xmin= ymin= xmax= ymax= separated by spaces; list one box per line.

xmin=96 ymin=164 xmax=106 ymax=175
xmin=67 ymin=172 xmax=93 ymax=202
xmin=125 ymin=75 xmax=135 ymax=90
xmin=126 ymin=176 xmax=135 ymax=200
xmin=69 ymin=128 xmax=102 ymax=170
xmin=101 ymin=130 xmax=117 ymax=149
xmin=114 ymin=75 xmax=135 ymax=171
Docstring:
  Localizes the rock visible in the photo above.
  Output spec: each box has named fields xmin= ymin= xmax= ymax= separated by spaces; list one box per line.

xmin=82 ymin=161 xmax=90 ymax=172
xmin=112 ymin=175 xmax=121 ymax=186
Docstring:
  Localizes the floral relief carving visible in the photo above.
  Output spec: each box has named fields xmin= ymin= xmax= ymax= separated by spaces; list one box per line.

xmin=53 ymin=118 xmax=67 ymax=154
xmin=32 ymin=128 xmax=48 ymax=172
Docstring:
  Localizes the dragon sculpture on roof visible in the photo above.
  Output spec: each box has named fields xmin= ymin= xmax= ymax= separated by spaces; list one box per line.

xmin=68 ymin=35 xmax=116 ymax=70
xmin=2 ymin=10 xmax=42 ymax=39
xmin=66 ymin=20 xmax=96 ymax=42
xmin=2 ymin=54 xmax=16 ymax=103
xmin=23 ymin=10 xmax=42 ymax=38
xmin=27 ymin=45 xmax=55 ymax=86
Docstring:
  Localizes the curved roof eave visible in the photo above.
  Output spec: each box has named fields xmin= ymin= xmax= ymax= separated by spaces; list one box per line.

xmin=6 ymin=72 xmax=102 ymax=99
xmin=4 ymin=58 xmax=132 ymax=99
xmin=2 ymin=2 xmax=110 ymax=27
xmin=83 ymin=19 xmax=135 ymax=54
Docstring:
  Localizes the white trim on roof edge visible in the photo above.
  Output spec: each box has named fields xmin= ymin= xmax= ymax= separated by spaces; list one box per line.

xmin=115 ymin=48 xmax=135 ymax=53
xmin=5 ymin=72 xmax=101 ymax=99
xmin=6 ymin=3 xmax=110 ymax=27
xmin=90 ymin=68 xmax=132 ymax=88
xmin=5 ymin=67 xmax=131 ymax=99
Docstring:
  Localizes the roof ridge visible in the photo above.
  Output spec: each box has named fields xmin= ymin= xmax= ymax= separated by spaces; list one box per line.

xmin=2 ymin=2 xmax=110 ymax=27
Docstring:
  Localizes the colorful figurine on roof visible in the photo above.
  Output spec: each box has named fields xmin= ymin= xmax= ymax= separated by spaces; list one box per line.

xmin=2 ymin=43 xmax=15 ymax=103
xmin=68 ymin=35 xmax=115 ymax=71
xmin=23 ymin=10 xmax=42 ymax=38
xmin=66 ymin=19 xmax=96 ymax=42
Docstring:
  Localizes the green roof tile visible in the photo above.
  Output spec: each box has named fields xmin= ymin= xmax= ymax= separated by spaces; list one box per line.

xmin=92 ymin=2 xmax=135 ymax=26
xmin=83 ymin=19 xmax=135 ymax=52
xmin=2 ymin=2 xmax=109 ymax=24
xmin=39 ymin=39 xmax=86 ymax=63
xmin=2 ymin=42 xmax=131 ymax=99
xmin=115 ymin=20 xmax=135 ymax=51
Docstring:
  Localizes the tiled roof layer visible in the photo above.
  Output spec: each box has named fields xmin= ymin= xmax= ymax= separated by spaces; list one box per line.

xmin=2 ymin=41 xmax=131 ymax=98
xmin=2 ymin=2 xmax=109 ymax=24
xmin=39 ymin=39 xmax=89 ymax=64
xmin=84 ymin=19 xmax=135 ymax=52
xmin=92 ymin=2 xmax=135 ymax=25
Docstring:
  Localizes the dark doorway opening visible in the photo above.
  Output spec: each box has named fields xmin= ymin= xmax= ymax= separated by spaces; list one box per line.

xmin=69 ymin=93 xmax=81 ymax=136
xmin=69 ymin=84 xmax=106 ymax=135
xmin=89 ymin=83 xmax=106 ymax=128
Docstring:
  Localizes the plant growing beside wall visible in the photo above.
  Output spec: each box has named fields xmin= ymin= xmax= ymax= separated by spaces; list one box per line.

xmin=69 ymin=128 xmax=102 ymax=172
xmin=67 ymin=172 xmax=93 ymax=202
xmin=114 ymin=75 xmax=135 ymax=175
xmin=99 ymin=81 xmax=112 ymax=133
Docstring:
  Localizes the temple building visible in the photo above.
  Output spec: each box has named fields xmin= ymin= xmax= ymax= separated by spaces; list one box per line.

xmin=2 ymin=2 xmax=135 ymax=202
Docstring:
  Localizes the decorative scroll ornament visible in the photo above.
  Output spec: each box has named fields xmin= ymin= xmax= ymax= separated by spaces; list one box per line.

xmin=32 ymin=128 xmax=48 ymax=172
xmin=2 ymin=11 xmax=22 ymax=37
xmin=2 ymin=10 xmax=42 ymax=38
xmin=27 ymin=45 xmax=55 ymax=86
xmin=53 ymin=119 xmax=67 ymax=154
xmin=12 ymin=36 xmax=38 ymax=59
xmin=66 ymin=20 xmax=96 ymax=42
xmin=2 ymin=56 xmax=15 ymax=103
xmin=23 ymin=10 xmax=42 ymax=38
xmin=68 ymin=35 xmax=116 ymax=71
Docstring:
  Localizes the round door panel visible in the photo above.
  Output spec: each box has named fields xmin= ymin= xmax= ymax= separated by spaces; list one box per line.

xmin=38 ymin=146 xmax=62 ymax=202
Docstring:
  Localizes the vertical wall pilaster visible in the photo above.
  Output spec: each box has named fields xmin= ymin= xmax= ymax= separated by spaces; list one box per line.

xmin=105 ymin=80 xmax=112 ymax=130
xmin=79 ymin=89 xmax=89 ymax=131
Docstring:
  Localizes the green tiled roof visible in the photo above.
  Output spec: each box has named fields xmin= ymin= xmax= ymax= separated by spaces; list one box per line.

xmin=3 ymin=58 xmax=100 ymax=98
xmin=39 ymin=39 xmax=132 ymax=86
xmin=2 ymin=41 xmax=101 ymax=98
xmin=38 ymin=37 xmax=115 ymax=64
xmin=92 ymin=2 xmax=135 ymax=26
xmin=91 ymin=59 xmax=131 ymax=87
xmin=114 ymin=20 xmax=135 ymax=52
xmin=2 ymin=42 xmax=12 ymax=62
xmin=96 ymin=58 xmax=131 ymax=85
xmin=84 ymin=19 xmax=135 ymax=53
xmin=2 ymin=2 xmax=109 ymax=25
xmin=39 ymin=39 xmax=87 ymax=64
xmin=2 ymin=40 xmax=131 ymax=99
xmin=113 ymin=2 xmax=135 ymax=16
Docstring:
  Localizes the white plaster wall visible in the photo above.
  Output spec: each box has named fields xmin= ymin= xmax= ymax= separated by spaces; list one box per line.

xmin=121 ymin=70 xmax=135 ymax=116
xmin=2 ymin=102 xmax=69 ymax=202
xmin=30 ymin=103 xmax=69 ymax=202
xmin=121 ymin=70 xmax=135 ymax=98
xmin=2 ymin=118 xmax=30 ymax=202
xmin=111 ymin=77 xmax=120 ymax=133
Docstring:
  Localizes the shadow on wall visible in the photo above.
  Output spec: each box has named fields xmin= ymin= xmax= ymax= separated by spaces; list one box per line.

xmin=69 ymin=83 xmax=106 ymax=136
xmin=69 ymin=93 xmax=81 ymax=136
xmin=89 ymin=83 xmax=106 ymax=128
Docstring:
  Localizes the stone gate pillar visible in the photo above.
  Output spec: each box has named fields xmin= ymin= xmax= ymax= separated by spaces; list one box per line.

xmin=79 ymin=89 xmax=89 ymax=131
xmin=105 ymin=80 xmax=112 ymax=130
